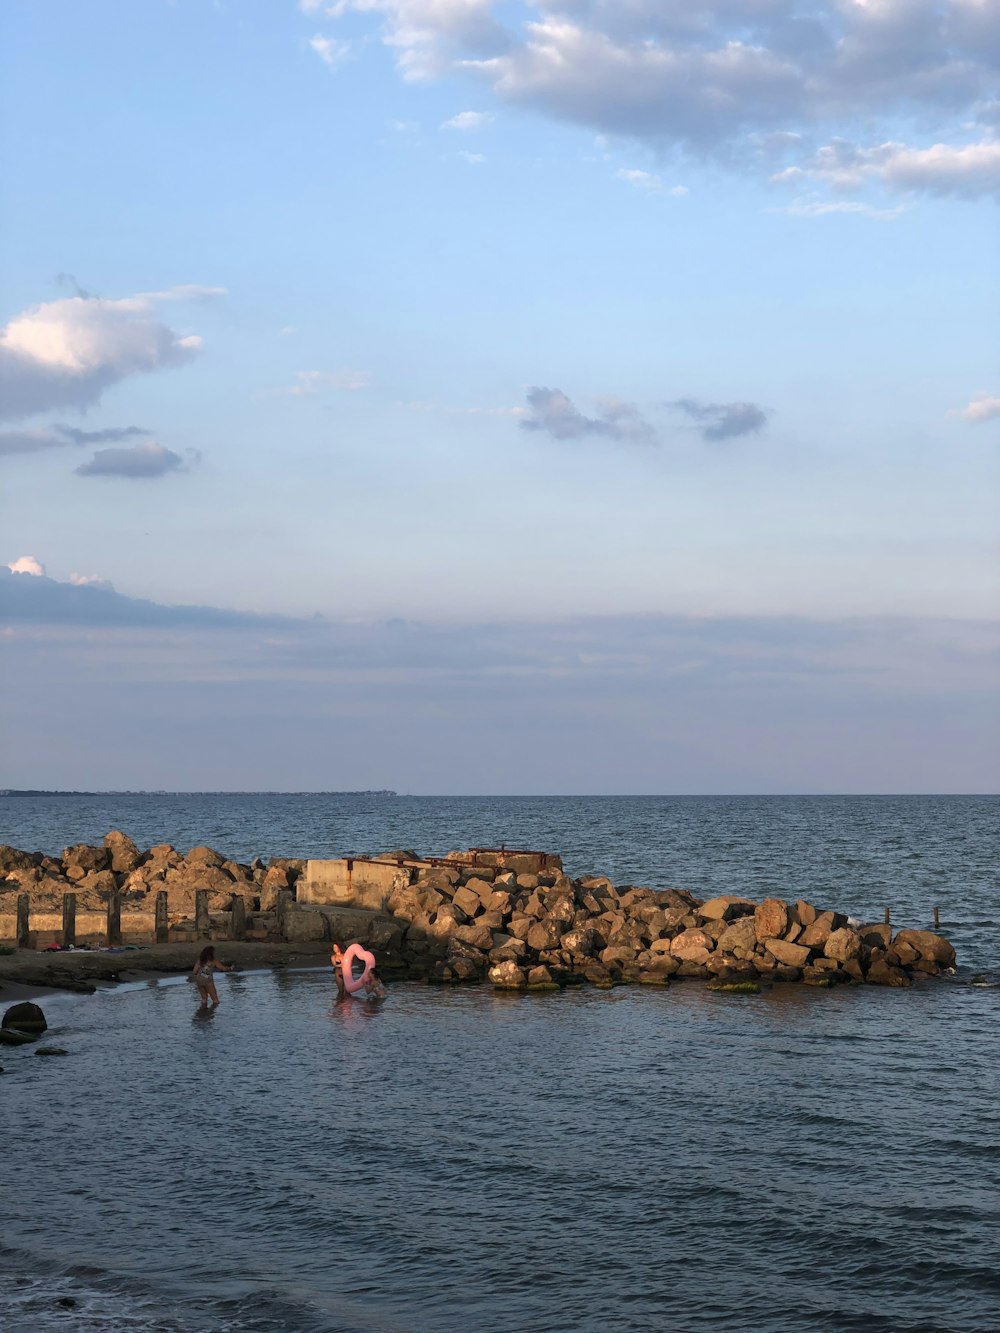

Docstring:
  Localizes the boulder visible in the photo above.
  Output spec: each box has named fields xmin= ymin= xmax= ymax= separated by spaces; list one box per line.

xmin=103 ymin=830 xmax=140 ymax=874
xmin=0 ymin=846 xmax=39 ymax=876
xmin=795 ymin=898 xmax=818 ymax=928
xmin=488 ymin=960 xmax=527 ymax=990
xmin=451 ymin=885 xmax=483 ymax=918
xmin=284 ymin=908 xmax=327 ymax=942
xmin=800 ymin=911 xmax=837 ymax=950
xmin=61 ymin=843 xmax=109 ymax=873
xmin=669 ymin=928 xmax=714 ymax=959
xmin=526 ymin=919 xmax=565 ymax=952
xmin=717 ymin=916 xmax=757 ymax=955
xmin=866 ymin=959 xmax=911 ymax=988
xmin=561 ymin=927 xmax=600 ymax=957
xmin=858 ymin=922 xmax=892 ymax=950
xmin=526 ymin=965 xmax=560 ymax=991
xmin=2 ymin=1001 xmax=47 ymax=1034
xmin=763 ymin=937 xmax=811 ymax=968
xmin=698 ymin=895 xmax=755 ymax=922
xmin=892 ymin=929 xmax=956 ymax=968
xmin=185 ymin=845 xmax=226 ymax=868
xmin=824 ymin=927 xmax=862 ymax=963
xmin=755 ymin=897 xmax=789 ymax=942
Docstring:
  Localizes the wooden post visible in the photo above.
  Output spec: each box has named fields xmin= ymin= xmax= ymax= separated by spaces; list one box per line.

xmin=16 ymin=893 xmax=30 ymax=948
xmin=933 ymin=905 xmax=940 ymax=929
xmin=107 ymin=892 xmax=122 ymax=946
xmin=884 ymin=907 xmax=891 ymax=926
xmin=62 ymin=892 xmax=77 ymax=948
xmin=195 ymin=889 xmax=210 ymax=939
xmin=155 ymin=890 xmax=169 ymax=944
xmin=230 ymin=893 xmax=246 ymax=941
xmin=276 ymin=888 xmax=291 ymax=941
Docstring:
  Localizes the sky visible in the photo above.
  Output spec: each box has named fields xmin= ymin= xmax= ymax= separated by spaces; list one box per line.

xmin=0 ymin=0 xmax=998 ymax=793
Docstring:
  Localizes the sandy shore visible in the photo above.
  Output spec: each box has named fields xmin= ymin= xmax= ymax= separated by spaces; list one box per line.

xmin=0 ymin=940 xmax=334 ymax=1002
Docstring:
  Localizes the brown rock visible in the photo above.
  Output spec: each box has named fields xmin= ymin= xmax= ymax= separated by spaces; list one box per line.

xmin=674 ymin=960 xmax=710 ymax=978
xmin=795 ymin=898 xmax=818 ymax=927
xmin=824 ymin=927 xmax=861 ymax=963
xmin=526 ymin=965 xmax=560 ymax=990
xmin=755 ymin=897 xmax=789 ymax=942
xmin=670 ymin=927 xmax=714 ymax=959
xmin=698 ymin=895 xmax=755 ymax=921
xmin=185 ymin=845 xmax=226 ymax=868
xmin=516 ymin=873 xmax=539 ymax=890
xmin=451 ymin=885 xmax=483 ymax=917
xmin=61 ymin=843 xmax=109 ymax=874
xmin=866 ymin=959 xmax=911 ymax=987
xmin=526 ymin=918 xmax=565 ymax=952
xmin=800 ymin=911 xmax=837 ymax=950
xmin=859 ymin=922 xmax=892 ymax=949
xmin=717 ymin=915 xmax=757 ymax=954
xmin=561 ymin=927 xmax=600 ymax=957
xmin=763 ymin=937 xmax=811 ymax=967
xmin=103 ymin=830 xmax=141 ymax=874
xmin=892 ymin=929 xmax=956 ymax=968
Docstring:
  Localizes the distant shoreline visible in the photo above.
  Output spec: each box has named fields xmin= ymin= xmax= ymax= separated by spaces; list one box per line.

xmin=0 ymin=790 xmax=398 ymax=798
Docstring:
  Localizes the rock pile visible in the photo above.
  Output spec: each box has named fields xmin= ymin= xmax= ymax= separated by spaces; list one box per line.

xmin=0 ymin=832 xmax=304 ymax=917
xmin=388 ymin=859 xmax=955 ymax=990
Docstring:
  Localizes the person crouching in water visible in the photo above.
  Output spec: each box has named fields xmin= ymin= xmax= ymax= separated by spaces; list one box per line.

xmin=360 ymin=968 xmax=386 ymax=1001
xmin=330 ymin=943 xmax=346 ymax=998
xmin=190 ymin=945 xmax=234 ymax=1009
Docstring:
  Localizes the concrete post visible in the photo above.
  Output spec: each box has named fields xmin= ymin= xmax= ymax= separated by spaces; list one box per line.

xmin=62 ymin=891 xmax=77 ymax=948
xmin=230 ymin=893 xmax=246 ymax=940
xmin=107 ymin=892 xmax=122 ymax=946
xmin=276 ymin=888 xmax=292 ymax=941
xmin=16 ymin=893 xmax=30 ymax=948
xmin=195 ymin=890 xmax=210 ymax=939
xmin=155 ymin=890 xmax=169 ymax=944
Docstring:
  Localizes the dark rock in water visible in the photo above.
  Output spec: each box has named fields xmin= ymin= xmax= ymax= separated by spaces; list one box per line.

xmin=35 ymin=1046 xmax=69 ymax=1056
xmin=0 ymin=1027 xmax=38 ymax=1045
xmin=2 ymin=1001 xmax=47 ymax=1034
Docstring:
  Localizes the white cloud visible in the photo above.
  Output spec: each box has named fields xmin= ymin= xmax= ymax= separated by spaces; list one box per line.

xmin=0 ymin=289 xmax=210 ymax=421
xmin=303 ymin=2 xmax=1000 ymax=197
xmin=670 ymin=185 xmax=689 ymax=197
xmin=952 ymin=393 xmax=1000 ymax=423
xmin=277 ymin=369 xmax=372 ymax=395
xmin=776 ymin=137 xmax=1000 ymax=198
xmin=309 ymin=34 xmax=352 ymax=66
xmin=773 ymin=195 xmax=905 ymax=220
xmin=617 ymin=168 xmax=661 ymax=191
xmin=69 ymin=571 xmax=113 ymax=589
xmin=441 ymin=110 xmax=493 ymax=130
xmin=7 ymin=555 xmax=45 ymax=576
xmin=457 ymin=150 xmax=486 ymax=163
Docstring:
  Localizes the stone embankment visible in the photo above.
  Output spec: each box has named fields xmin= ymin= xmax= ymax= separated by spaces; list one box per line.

xmin=0 ymin=835 xmax=956 ymax=992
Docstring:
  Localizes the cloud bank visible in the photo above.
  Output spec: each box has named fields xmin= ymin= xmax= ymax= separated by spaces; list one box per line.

xmin=303 ymin=2 xmax=1000 ymax=198
xmin=74 ymin=440 xmax=187 ymax=478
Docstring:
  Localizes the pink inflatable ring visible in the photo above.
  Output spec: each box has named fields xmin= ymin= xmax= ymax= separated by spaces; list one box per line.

xmin=340 ymin=943 xmax=375 ymax=995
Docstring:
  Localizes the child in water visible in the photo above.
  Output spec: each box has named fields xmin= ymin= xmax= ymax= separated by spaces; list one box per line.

xmin=359 ymin=969 xmax=386 ymax=1001
xmin=190 ymin=945 xmax=234 ymax=1009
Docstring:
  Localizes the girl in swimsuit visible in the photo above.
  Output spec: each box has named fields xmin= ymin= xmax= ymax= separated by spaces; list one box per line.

xmin=330 ymin=943 xmax=346 ymax=998
xmin=190 ymin=945 xmax=233 ymax=1009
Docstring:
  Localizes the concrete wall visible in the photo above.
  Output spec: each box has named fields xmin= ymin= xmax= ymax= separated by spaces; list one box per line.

xmin=300 ymin=858 xmax=413 ymax=911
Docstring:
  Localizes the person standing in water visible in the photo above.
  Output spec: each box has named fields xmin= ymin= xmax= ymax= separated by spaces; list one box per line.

xmin=190 ymin=945 xmax=234 ymax=1009
xmin=330 ymin=943 xmax=346 ymax=998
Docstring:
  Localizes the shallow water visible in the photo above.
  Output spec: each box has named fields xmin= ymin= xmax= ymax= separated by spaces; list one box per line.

xmin=2 ymin=970 xmax=999 ymax=1333
xmin=1 ymin=795 xmax=998 ymax=1331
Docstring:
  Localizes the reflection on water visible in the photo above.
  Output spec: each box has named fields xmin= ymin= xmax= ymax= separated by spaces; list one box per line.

xmin=1 ymin=968 xmax=998 ymax=1333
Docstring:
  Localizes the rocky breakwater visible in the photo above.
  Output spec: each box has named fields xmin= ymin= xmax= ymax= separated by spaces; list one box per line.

xmin=0 ymin=830 xmax=305 ymax=939
xmin=385 ymin=857 xmax=956 ymax=992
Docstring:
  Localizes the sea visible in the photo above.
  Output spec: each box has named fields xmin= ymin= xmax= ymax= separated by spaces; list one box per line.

xmin=0 ymin=794 xmax=997 ymax=1333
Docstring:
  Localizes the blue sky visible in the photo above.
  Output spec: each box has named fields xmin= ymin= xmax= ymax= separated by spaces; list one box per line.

xmin=1 ymin=0 xmax=997 ymax=792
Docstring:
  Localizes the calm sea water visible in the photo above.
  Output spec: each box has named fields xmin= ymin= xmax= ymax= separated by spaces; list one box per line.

xmin=1 ymin=795 xmax=998 ymax=1332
